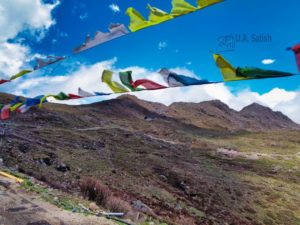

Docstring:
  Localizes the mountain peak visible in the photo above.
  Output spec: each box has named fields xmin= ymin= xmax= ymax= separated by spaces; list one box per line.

xmin=116 ymin=94 xmax=139 ymax=101
xmin=0 ymin=93 xmax=298 ymax=130
xmin=241 ymin=103 xmax=272 ymax=113
xmin=240 ymin=102 xmax=299 ymax=129
xmin=169 ymin=99 xmax=232 ymax=112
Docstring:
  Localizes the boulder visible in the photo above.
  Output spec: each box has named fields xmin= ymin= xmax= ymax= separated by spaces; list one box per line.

xmin=55 ymin=163 xmax=70 ymax=172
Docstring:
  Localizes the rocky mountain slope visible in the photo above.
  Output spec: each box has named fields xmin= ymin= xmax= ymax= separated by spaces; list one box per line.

xmin=0 ymin=93 xmax=300 ymax=225
xmin=166 ymin=100 xmax=299 ymax=131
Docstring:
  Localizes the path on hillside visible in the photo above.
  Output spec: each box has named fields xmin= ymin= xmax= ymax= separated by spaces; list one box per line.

xmin=0 ymin=175 xmax=116 ymax=225
xmin=76 ymin=126 xmax=180 ymax=145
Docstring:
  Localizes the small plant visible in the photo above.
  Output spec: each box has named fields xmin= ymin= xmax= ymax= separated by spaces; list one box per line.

xmin=80 ymin=177 xmax=111 ymax=206
xmin=106 ymin=197 xmax=131 ymax=213
xmin=80 ymin=177 xmax=134 ymax=215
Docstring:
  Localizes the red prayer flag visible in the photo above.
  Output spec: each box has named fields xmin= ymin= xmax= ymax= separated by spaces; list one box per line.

xmin=68 ymin=94 xmax=83 ymax=99
xmin=0 ymin=79 xmax=10 ymax=85
xmin=1 ymin=105 xmax=10 ymax=120
xmin=132 ymin=79 xmax=166 ymax=90
xmin=291 ymin=43 xmax=300 ymax=72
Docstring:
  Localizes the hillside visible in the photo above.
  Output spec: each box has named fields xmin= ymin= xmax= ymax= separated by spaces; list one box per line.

xmin=0 ymin=93 xmax=300 ymax=225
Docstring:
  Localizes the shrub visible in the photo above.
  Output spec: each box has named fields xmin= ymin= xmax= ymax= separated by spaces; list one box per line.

xmin=106 ymin=197 xmax=131 ymax=213
xmin=175 ymin=216 xmax=196 ymax=225
xmin=80 ymin=177 xmax=111 ymax=206
xmin=80 ymin=177 xmax=133 ymax=214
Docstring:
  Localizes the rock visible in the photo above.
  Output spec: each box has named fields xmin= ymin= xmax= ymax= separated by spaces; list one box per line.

xmin=159 ymin=175 xmax=167 ymax=182
xmin=0 ymin=180 xmax=11 ymax=188
xmin=132 ymin=200 xmax=151 ymax=213
xmin=144 ymin=116 xmax=154 ymax=121
xmin=244 ymin=204 xmax=256 ymax=214
xmin=18 ymin=143 xmax=30 ymax=153
xmin=0 ymin=158 xmax=3 ymax=167
xmin=42 ymin=157 xmax=52 ymax=166
xmin=271 ymin=166 xmax=281 ymax=174
xmin=36 ymin=159 xmax=47 ymax=167
xmin=55 ymin=163 xmax=70 ymax=172
xmin=26 ymin=220 xmax=52 ymax=225
xmin=89 ymin=202 xmax=99 ymax=212
xmin=179 ymin=181 xmax=188 ymax=191
xmin=7 ymin=206 xmax=27 ymax=212
xmin=71 ymin=208 xmax=77 ymax=213
xmin=175 ymin=203 xmax=183 ymax=211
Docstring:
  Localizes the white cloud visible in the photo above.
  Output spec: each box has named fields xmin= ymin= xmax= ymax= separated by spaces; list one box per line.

xmin=79 ymin=13 xmax=88 ymax=20
xmin=0 ymin=0 xmax=59 ymax=78
xmin=2 ymin=1 xmax=297 ymax=125
xmin=262 ymin=59 xmax=276 ymax=65
xmin=158 ymin=41 xmax=167 ymax=50
xmin=0 ymin=0 xmax=59 ymax=42
xmin=0 ymin=42 xmax=29 ymax=76
xmin=134 ymin=84 xmax=300 ymax=123
xmin=2 ymin=58 xmax=117 ymax=97
xmin=4 ymin=59 xmax=300 ymax=124
xmin=59 ymin=32 xmax=68 ymax=38
xmin=109 ymin=4 xmax=120 ymax=13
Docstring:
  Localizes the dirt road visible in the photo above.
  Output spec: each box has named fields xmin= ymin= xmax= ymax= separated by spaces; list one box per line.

xmin=0 ymin=175 xmax=116 ymax=225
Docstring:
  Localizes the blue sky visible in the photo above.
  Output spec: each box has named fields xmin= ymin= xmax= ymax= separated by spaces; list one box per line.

xmin=1 ymin=0 xmax=300 ymax=122
xmin=27 ymin=0 xmax=300 ymax=93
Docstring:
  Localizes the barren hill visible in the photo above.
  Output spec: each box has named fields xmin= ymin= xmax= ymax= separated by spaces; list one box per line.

xmin=1 ymin=93 xmax=300 ymax=225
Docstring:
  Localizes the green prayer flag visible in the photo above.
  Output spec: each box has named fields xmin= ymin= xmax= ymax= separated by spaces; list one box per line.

xmin=119 ymin=71 xmax=144 ymax=91
xmin=119 ymin=71 xmax=135 ymax=91
xmin=213 ymin=54 xmax=246 ymax=82
xmin=214 ymin=54 xmax=294 ymax=82
xmin=236 ymin=67 xmax=294 ymax=79
xmin=53 ymin=92 xmax=70 ymax=100
xmin=102 ymin=70 xmax=129 ymax=93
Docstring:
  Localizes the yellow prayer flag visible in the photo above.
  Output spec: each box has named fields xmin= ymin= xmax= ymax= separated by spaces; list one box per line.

xmin=197 ymin=0 xmax=224 ymax=8
xmin=126 ymin=7 xmax=149 ymax=32
xmin=10 ymin=103 xmax=23 ymax=112
xmin=102 ymin=70 xmax=129 ymax=93
xmin=171 ymin=0 xmax=197 ymax=17
xmin=148 ymin=4 xmax=173 ymax=24
xmin=213 ymin=54 xmax=247 ymax=82
xmin=10 ymin=70 xmax=32 ymax=81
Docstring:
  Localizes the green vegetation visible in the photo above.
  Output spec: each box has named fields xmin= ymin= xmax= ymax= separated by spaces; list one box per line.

xmin=18 ymin=176 xmax=92 ymax=215
xmin=1 ymin=94 xmax=300 ymax=224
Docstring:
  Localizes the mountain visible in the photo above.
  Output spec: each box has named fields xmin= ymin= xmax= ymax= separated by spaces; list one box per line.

xmin=167 ymin=100 xmax=299 ymax=131
xmin=1 ymin=93 xmax=298 ymax=131
xmin=1 ymin=93 xmax=300 ymax=225
xmin=240 ymin=103 xmax=298 ymax=129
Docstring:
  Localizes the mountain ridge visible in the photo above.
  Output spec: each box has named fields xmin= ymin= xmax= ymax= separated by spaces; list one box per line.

xmin=1 ymin=93 xmax=299 ymax=131
xmin=1 ymin=92 xmax=300 ymax=225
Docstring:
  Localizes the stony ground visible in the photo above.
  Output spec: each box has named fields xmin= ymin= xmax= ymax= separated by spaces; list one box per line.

xmin=1 ymin=93 xmax=300 ymax=225
xmin=0 ymin=174 xmax=117 ymax=225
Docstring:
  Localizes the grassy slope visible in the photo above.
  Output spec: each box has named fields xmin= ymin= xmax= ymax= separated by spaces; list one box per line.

xmin=0 ymin=95 xmax=299 ymax=225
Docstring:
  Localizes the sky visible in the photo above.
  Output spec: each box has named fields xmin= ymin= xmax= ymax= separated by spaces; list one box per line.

xmin=0 ymin=0 xmax=300 ymax=122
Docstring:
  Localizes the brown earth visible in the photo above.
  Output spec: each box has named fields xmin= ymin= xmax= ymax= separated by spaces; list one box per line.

xmin=0 ymin=174 xmax=116 ymax=225
xmin=0 ymin=93 xmax=300 ymax=225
